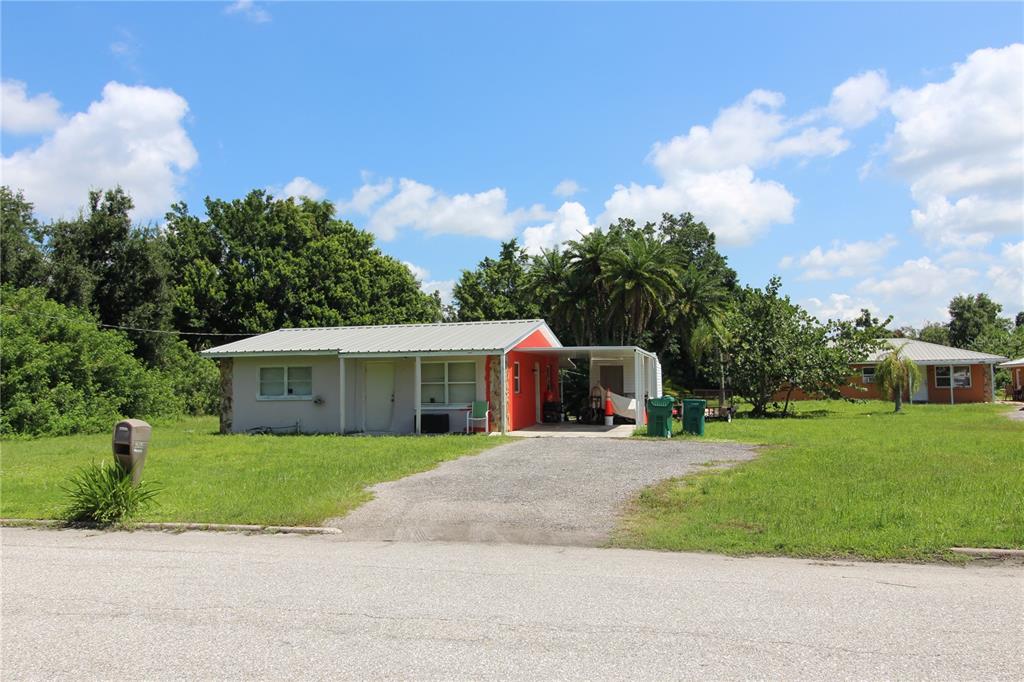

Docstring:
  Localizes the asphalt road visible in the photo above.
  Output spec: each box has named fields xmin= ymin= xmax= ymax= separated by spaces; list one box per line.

xmin=3 ymin=528 xmax=1022 ymax=680
xmin=328 ymin=437 xmax=756 ymax=545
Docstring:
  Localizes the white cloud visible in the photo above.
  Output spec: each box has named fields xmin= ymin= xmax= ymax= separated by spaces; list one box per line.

xmin=987 ymin=241 xmax=1024 ymax=312
xmin=1 ymin=81 xmax=197 ymax=221
xmin=521 ymin=201 xmax=594 ymax=254
xmin=402 ymin=261 xmax=455 ymax=305
xmin=857 ymin=256 xmax=977 ymax=301
xmin=337 ymin=178 xmax=393 ymax=214
xmin=601 ymin=167 xmax=797 ymax=246
xmin=344 ymin=177 xmax=547 ymax=241
xmin=552 ymin=179 xmax=582 ymax=197
xmin=886 ymin=44 xmax=1024 ymax=247
xmin=225 ymin=0 xmax=270 ymax=23
xmin=805 ymin=293 xmax=879 ymax=321
xmin=1 ymin=80 xmax=63 ymax=134
xmin=789 ymin=235 xmax=898 ymax=280
xmin=402 ymin=261 xmax=430 ymax=282
xmin=596 ymin=89 xmax=849 ymax=244
xmin=828 ymin=70 xmax=889 ymax=128
xmin=270 ymin=176 xmax=326 ymax=201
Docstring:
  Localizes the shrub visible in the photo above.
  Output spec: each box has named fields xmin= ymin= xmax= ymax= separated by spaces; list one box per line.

xmin=155 ymin=339 xmax=219 ymax=415
xmin=0 ymin=286 xmax=182 ymax=436
xmin=60 ymin=460 xmax=161 ymax=526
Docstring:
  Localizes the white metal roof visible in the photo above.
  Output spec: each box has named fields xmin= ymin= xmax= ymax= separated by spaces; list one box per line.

xmin=863 ymin=338 xmax=1008 ymax=365
xmin=200 ymin=319 xmax=559 ymax=357
xmin=999 ymin=358 xmax=1024 ymax=368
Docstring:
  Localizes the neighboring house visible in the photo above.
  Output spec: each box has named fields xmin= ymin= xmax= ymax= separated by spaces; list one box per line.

xmin=999 ymin=358 xmax=1024 ymax=399
xmin=201 ymin=319 xmax=662 ymax=435
xmin=779 ymin=338 xmax=1007 ymax=404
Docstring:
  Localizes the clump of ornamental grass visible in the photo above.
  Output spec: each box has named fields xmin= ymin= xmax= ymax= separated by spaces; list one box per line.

xmin=61 ymin=460 xmax=161 ymax=526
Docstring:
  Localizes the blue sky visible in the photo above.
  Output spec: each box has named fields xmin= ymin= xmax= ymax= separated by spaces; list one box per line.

xmin=2 ymin=2 xmax=1022 ymax=326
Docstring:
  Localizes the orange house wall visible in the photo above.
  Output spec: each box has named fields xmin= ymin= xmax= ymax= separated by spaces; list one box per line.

xmin=776 ymin=363 xmax=993 ymax=403
xmin=923 ymin=364 xmax=990 ymax=403
xmin=504 ymin=329 xmax=560 ymax=431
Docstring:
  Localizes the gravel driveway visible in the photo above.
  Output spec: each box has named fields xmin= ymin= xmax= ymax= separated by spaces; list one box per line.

xmin=327 ymin=437 xmax=756 ymax=546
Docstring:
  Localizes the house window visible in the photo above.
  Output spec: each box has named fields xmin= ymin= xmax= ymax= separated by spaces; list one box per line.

xmin=935 ymin=365 xmax=972 ymax=389
xmin=420 ymin=361 xmax=477 ymax=406
xmin=861 ymin=367 xmax=876 ymax=384
xmin=259 ymin=366 xmax=313 ymax=399
xmin=513 ymin=362 xmax=521 ymax=394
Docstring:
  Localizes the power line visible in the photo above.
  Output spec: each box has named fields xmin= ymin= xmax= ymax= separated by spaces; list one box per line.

xmin=0 ymin=305 xmax=256 ymax=337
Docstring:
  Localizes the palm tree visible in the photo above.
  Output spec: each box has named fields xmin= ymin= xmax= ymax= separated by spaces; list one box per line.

xmin=874 ymin=343 xmax=922 ymax=413
xmin=564 ymin=230 xmax=614 ymax=344
xmin=600 ymin=232 xmax=678 ymax=343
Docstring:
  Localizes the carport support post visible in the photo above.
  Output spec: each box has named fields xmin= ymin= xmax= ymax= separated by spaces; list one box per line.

xmin=500 ymin=352 xmax=508 ymax=434
xmin=634 ymin=351 xmax=645 ymax=426
xmin=414 ymin=355 xmax=422 ymax=435
xmin=949 ymin=364 xmax=954 ymax=405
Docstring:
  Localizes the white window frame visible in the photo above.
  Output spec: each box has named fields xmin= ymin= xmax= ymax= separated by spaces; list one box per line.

xmin=861 ymin=367 xmax=876 ymax=384
xmin=420 ymin=361 xmax=477 ymax=408
xmin=258 ymin=366 xmax=313 ymax=401
xmin=513 ymin=362 xmax=521 ymax=394
xmin=935 ymin=365 xmax=972 ymax=389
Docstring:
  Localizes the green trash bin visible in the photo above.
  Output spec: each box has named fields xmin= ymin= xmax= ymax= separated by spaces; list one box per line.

xmin=646 ymin=396 xmax=675 ymax=437
xmin=682 ymin=399 xmax=706 ymax=436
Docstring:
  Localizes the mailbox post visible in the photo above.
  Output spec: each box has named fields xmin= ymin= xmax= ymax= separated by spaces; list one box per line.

xmin=112 ymin=419 xmax=151 ymax=485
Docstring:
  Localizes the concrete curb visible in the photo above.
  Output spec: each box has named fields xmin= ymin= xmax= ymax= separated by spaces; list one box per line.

xmin=0 ymin=518 xmax=342 ymax=536
xmin=950 ymin=547 xmax=1024 ymax=559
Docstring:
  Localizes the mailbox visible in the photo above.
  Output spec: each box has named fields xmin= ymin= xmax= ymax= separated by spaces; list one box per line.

xmin=112 ymin=419 xmax=151 ymax=485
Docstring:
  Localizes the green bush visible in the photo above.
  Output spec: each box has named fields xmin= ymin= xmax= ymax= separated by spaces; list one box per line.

xmin=155 ymin=339 xmax=220 ymax=415
xmin=60 ymin=460 xmax=161 ymax=526
xmin=0 ymin=287 xmax=182 ymax=436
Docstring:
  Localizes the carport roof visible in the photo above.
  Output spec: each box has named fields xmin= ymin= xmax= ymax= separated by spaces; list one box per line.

xmin=200 ymin=319 xmax=559 ymax=357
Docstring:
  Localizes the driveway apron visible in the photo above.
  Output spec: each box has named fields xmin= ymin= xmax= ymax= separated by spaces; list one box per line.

xmin=326 ymin=437 xmax=757 ymax=546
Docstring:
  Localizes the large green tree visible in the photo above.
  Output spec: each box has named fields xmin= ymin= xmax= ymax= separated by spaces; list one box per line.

xmin=165 ymin=190 xmax=441 ymax=344
xmin=45 ymin=188 xmax=174 ymax=364
xmin=0 ymin=187 xmax=47 ymax=290
xmin=453 ymin=239 xmax=539 ymax=322
xmin=948 ymin=293 xmax=1004 ymax=348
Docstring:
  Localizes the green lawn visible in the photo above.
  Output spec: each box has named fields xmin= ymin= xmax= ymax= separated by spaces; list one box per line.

xmin=618 ymin=400 xmax=1024 ymax=561
xmin=1 ymin=417 xmax=508 ymax=526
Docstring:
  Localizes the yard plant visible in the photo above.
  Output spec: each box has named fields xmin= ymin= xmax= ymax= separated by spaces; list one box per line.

xmin=2 ymin=418 xmax=508 ymax=526
xmin=618 ymin=400 xmax=1023 ymax=561
xmin=61 ymin=460 xmax=161 ymax=526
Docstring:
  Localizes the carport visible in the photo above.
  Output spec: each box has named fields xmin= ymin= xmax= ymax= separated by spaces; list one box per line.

xmin=513 ymin=346 xmax=663 ymax=428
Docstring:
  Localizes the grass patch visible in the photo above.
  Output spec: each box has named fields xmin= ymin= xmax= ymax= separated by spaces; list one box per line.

xmin=1 ymin=417 xmax=509 ymax=526
xmin=616 ymin=400 xmax=1024 ymax=561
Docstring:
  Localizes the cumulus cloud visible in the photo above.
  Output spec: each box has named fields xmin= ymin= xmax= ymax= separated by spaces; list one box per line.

xmin=1 ymin=80 xmax=64 ymax=134
xmin=986 ymin=241 xmax=1024 ymax=312
xmin=552 ymin=179 xmax=583 ymax=198
xmin=1 ymin=81 xmax=197 ymax=220
xmin=886 ymin=44 xmax=1023 ymax=248
xmin=270 ymin=176 xmax=326 ymax=201
xmin=596 ymin=89 xmax=849 ymax=244
xmin=225 ymin=0 xmax=270 ymax=23
xmin=805 ymin=293 xmax=879 ymax=321
xmin=521 ymin=201 xmax=594 ymax=254
xmin=403 ymin=261 xmax=455 ymax=305
xmin=787 ymin=235 xmax=898 ymax=280
xmin=857 ymin=256 xmax=977 ymax=301
xmin=827 ymin=70 xmax=889 ymax=128
xmin=341 ymin=176 xmax=547 ymax=241
xmin=337 ymin=178 xmax=393 ymax=214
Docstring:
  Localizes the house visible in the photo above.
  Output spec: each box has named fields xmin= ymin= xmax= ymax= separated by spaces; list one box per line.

xmin=999 ymin=358 xmax=1024 ymax=399
xmin=200 ymin=319 xmax=663 ymax=435
xmin=845 ymin=338 xmax=1007 ymax=404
